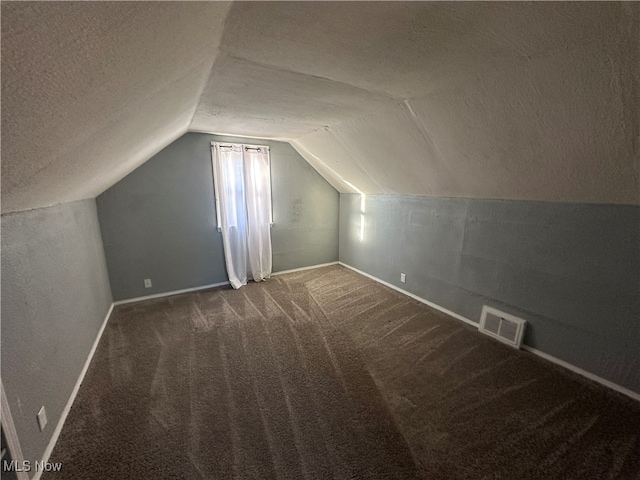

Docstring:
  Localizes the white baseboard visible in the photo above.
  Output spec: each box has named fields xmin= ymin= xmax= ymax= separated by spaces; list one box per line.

xmin=113 ymin=281 xmax=230 ymax=305
xmin=338 ymin=261 xmax=640 ymax=403
xmin=28 ymin=260 xmax=638 ymax=479
xmin=521 ymin=346 xmax=640 ymax=402
xmin=114 ymin=265 xmax=340 ymax=306
xmin=272 ymin=261 xmax=339 ymax=276
xmin=338 ymin=262 xmax=478 ymax=328
xmin=32 ymin=303 xmax=114 ymax=480
xmin=27 ymin=262 xmax=333 ymax=475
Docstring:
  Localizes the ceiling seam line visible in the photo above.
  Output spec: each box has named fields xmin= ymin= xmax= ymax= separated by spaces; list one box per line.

xmin=188 ymin=47 xmax=225 ymax=128
xmin=188 ymin=3 xmax=237 ymax=128
xmin=217 ymin=52 xmax=401 ymax=102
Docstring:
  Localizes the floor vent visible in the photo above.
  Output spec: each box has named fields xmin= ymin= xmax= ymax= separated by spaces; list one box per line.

xmin=479 ymin=306 xmax=526 ymax=348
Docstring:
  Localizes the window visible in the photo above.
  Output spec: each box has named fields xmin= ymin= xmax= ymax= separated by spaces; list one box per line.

xmin=211 ymin=142 xmax=273 ymax=288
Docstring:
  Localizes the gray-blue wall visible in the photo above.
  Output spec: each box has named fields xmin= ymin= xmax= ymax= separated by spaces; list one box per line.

xmin=1 ymin=200 xmax=113 ymax=472
xmin=340 ymin=194 xmax=640 ymax=394
xmin=97 ymin=132 xmax=339 ymax=301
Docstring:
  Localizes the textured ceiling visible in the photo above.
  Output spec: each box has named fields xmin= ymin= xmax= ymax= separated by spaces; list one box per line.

xmin=2 ymin=2 xmax=639 ymax=213
xmin=1 ymin=2 xmax=232 ymax=213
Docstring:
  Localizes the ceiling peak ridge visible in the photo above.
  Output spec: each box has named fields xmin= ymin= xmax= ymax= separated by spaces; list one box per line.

xmin=187 ymin=4 xmax=235 ymax=128
xmin=215 ymin=51 xmax=399 ymax=100
xmin=187 ymin=45 xmax=225 ymax=129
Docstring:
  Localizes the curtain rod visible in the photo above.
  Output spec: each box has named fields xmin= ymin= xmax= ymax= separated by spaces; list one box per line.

xmin=215 ymin=144 xmax=267 ymax=152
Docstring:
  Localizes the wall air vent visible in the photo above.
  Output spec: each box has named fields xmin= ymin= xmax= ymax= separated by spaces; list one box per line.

xmin=479 ymin=306 xmax=527 ymax=348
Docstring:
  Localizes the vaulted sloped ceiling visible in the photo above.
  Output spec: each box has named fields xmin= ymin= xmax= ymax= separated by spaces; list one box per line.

xmin=2 ymin=2 xmax=638 ymax=213
xmin=1 ymin=2 xmax=232 ymax=214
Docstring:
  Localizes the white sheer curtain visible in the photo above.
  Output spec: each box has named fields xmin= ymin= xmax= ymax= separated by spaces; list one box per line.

xmin=212 ymin=143 xmax=272 ymax=289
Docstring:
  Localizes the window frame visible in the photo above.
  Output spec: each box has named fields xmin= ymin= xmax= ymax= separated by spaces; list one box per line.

xmin=211 ymin=142 xmax=273 ymax=232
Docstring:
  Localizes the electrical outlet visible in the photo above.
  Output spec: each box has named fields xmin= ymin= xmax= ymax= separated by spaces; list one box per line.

xmin=37 ymin=406 xmax=47 ymax=432
xmin=144 ymin=278 xmax=152 ymax=288
xmin=400 ymin=273 xmax=406 ymax=283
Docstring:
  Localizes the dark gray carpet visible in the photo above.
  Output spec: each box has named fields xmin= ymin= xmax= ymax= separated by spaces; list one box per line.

xmin=45 ymin=265 xmax=640 ymax=479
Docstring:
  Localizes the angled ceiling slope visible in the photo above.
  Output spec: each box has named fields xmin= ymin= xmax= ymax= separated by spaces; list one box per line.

xmin=206 ymin=2 xmax=639 ymax=205
xmin=2 ymin=2 xmax=639 ymax=214
xmin=1 ymin=2 xmax=232 ymax=214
